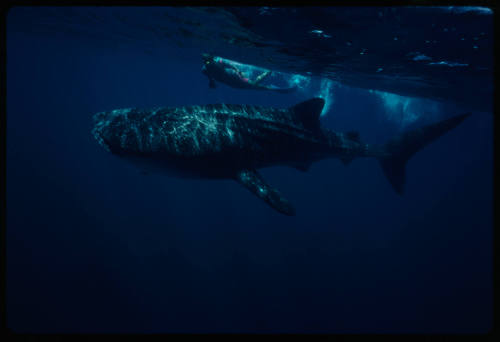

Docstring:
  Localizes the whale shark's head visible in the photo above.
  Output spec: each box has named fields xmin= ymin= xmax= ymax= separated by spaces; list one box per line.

xmin=92 ymin=109 xmax=131 ymax=154
xmin=92 ymin=111 xmax=114 ymax=153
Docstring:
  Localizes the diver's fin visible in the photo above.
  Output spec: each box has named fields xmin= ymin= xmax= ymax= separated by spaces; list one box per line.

xmin=209 ymin=78 xmax=217 ymax=89
xmin=289 ymin=98 xmax=325 ymax=131
xmin=235 ymin=169 xmax=295 ymax=216
xmin=377 ymin=112 xmax=471 ymax=195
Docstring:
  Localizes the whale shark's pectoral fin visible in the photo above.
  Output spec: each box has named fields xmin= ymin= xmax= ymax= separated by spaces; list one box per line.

xmin=235 ymin=169 xmax=296 ymax=216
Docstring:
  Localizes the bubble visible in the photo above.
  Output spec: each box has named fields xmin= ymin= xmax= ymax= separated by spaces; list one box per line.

xmin=316 ymin=79 xmax=337 ymax=117
xmin=371 ymin=90 xmax=442 ymax=129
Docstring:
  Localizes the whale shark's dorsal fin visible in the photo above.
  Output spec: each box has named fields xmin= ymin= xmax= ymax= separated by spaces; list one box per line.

xmin=235 ymin=169 xmax=295 ymax=216
xmin=289 ymin=98 xmax=325 ymax=131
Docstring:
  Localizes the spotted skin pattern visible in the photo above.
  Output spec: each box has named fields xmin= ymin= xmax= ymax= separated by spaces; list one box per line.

xmin=92 ymin=102 xmax=369 ymax=172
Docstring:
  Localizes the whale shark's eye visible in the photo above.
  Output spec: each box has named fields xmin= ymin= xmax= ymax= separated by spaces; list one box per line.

xmin=205 ymin=61 xmax=211 ymax=65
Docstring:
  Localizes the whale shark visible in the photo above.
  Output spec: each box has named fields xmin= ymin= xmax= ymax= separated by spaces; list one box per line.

xmin=92 ymin=98 xmax=470 ymax=216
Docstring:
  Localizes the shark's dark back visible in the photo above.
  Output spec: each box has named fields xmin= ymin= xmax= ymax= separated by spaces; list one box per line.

xmin=158 ymin=103 xmax=325 ymax=161
xmin=92 ymin=100 xmax=328 ymax=169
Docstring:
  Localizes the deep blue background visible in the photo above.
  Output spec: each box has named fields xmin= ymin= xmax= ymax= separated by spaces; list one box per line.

xmin=6 ymin=8 xmax=493 ymax=333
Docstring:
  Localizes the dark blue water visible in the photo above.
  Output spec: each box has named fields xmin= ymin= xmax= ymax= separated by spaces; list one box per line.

xmin=6 ymin=7 xmax=493 ymax=333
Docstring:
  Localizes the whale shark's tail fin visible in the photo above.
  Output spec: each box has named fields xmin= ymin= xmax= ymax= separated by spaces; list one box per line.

xmin=377 ymin=112 xmax=471 ymax=194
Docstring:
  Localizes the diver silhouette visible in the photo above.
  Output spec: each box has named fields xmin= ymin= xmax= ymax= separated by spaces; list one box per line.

xmin=201 ymin=53 xmax=297 ymax=93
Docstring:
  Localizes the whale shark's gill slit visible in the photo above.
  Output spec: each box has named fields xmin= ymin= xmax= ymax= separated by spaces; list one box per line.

xmin=132 ymin=124 xmax=144 ymax=152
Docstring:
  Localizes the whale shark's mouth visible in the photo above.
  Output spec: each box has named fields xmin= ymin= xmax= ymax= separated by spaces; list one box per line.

xmin=92 ymin=112 xmax=112 ymax=152
xmin=92 ymin=109 xmax=134 ymax=154
xmin=92 ymin=126 xmax=111 ymax=152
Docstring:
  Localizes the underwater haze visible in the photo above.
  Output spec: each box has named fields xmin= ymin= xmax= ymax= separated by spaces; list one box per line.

xmin=6 ymin=6 xmax=493 ymax=333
